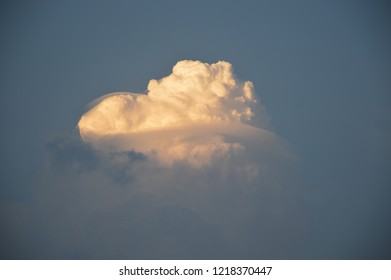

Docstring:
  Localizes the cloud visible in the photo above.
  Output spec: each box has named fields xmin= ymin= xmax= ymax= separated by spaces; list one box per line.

xmin=78 ymin=60 xmax=270 ymax=167
xmin=80 ymin=60 xmax=267 ymax=134
xmin=0 ymin=60 xmax=310 ymax=259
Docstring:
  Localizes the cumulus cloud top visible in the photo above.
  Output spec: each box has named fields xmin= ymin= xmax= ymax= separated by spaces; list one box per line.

xmin=78 ymin=60 xmax=271 ymax=166
xmin=79 ymin=60 xmax=263 ymax=135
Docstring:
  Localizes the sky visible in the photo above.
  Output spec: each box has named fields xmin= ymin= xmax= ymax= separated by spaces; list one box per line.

xmin=0 ymin=0 xmax=390 ymax=259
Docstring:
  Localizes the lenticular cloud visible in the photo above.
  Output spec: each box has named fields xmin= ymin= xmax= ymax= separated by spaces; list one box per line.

xmin=78 ymin=60 xmax=271 ymax=166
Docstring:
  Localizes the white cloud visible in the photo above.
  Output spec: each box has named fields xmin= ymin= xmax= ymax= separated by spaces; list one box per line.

xmin=78 ymin=60 xmax=270 ymax=167
xmin=0 ymin=60 xmax=309 ymax=259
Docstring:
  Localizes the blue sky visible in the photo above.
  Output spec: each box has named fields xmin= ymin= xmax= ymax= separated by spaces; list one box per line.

xmin=0 ymin=0 xmax=390 ymax=259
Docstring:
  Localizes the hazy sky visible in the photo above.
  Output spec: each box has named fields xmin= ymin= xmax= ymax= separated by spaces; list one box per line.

xmin=0 ymin=0 xmax=390 ymax=259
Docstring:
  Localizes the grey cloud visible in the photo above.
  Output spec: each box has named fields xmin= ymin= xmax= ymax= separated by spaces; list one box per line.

xmin=1 ymin=131 xmax=310 ymax=259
